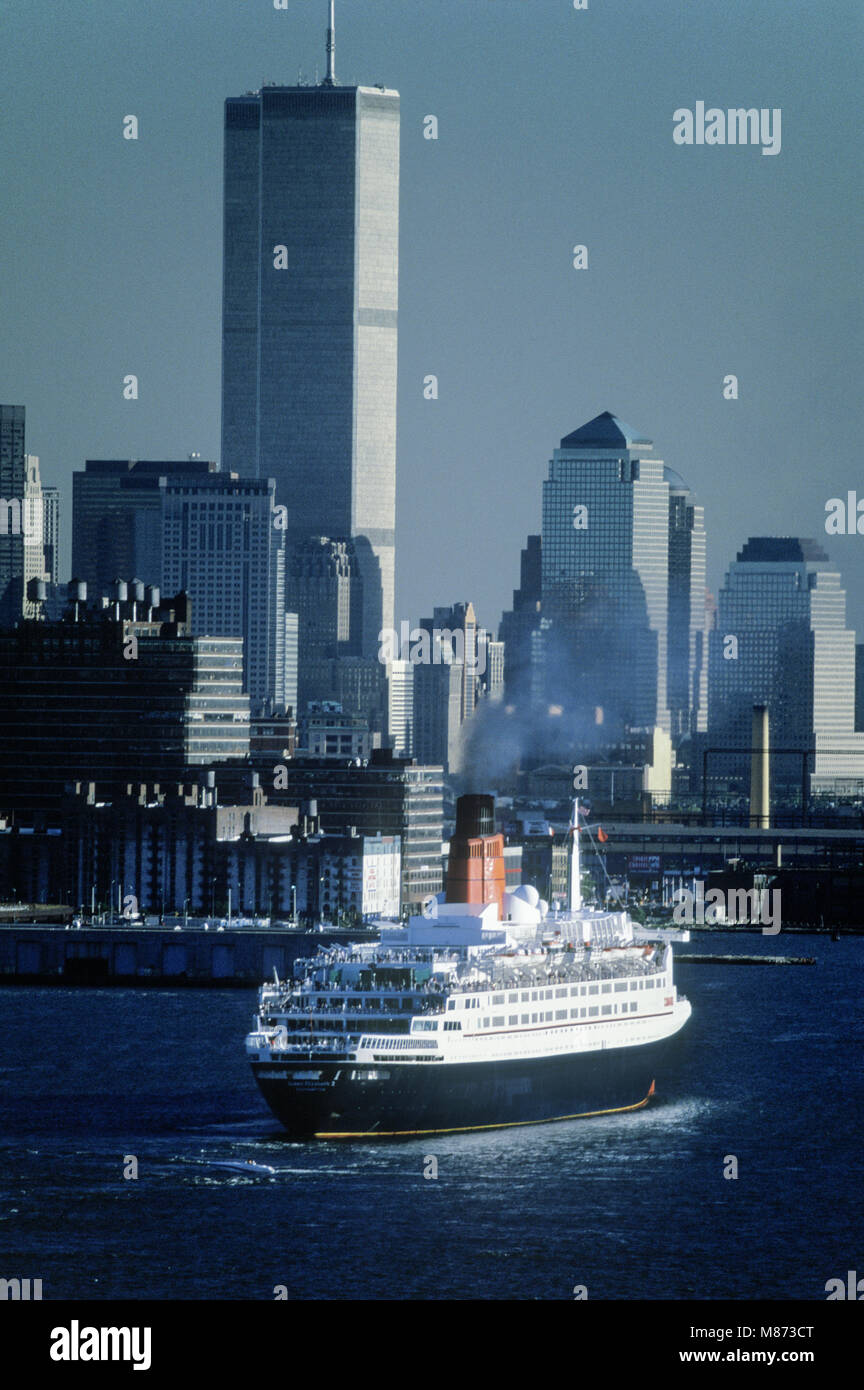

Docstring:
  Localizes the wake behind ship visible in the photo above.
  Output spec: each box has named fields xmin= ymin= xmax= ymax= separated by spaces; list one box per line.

xmin=245 ymin=795 xmax=691 ymax=1138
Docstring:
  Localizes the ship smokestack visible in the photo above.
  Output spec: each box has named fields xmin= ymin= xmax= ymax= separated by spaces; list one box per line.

xmin=749 ymin=704 xmax=770 ymax=830
xmin=445 ymin=793 xmax=506 ymax=914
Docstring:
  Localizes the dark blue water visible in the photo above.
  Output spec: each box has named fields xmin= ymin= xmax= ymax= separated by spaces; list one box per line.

xmin=1 ymin=932 xmax=860 ymax=1300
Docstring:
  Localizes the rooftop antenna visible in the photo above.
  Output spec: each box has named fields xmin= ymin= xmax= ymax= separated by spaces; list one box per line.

xmin=323 ymin=0 xmax=336 ymax=86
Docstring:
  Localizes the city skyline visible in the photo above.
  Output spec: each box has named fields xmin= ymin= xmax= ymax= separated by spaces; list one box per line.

xmin=1 ymin=0 xmax=861 ymax=642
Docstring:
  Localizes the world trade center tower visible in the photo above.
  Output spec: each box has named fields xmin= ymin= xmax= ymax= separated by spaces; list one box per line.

xmin=221 ymin=4 xmax=399 ymax=655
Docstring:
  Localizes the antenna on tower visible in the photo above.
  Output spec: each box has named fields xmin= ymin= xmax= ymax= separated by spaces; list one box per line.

xmin=323 ymin=0 xmax=336 ymax=86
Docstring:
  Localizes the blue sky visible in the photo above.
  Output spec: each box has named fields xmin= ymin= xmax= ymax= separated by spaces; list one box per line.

xmin=1 ymin=0 xmax=861 ymax=632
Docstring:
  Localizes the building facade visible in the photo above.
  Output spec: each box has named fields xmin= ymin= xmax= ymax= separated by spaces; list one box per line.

xmin=264 ymin=751 xmax=443 ymax=912
xmin=538 ymin=411 xmax=671 ymax=743
xmin=0 ymin=586 xmax=250 ymax=813
xmin=708 ymin=538 xmax=864 ymax=797
xmin=221 ymin=64 xmax=399 ymax=656
xmin=72 ymin=458 xmax=218 ymax=595
xmin=666 ymin=467 xmax=708 ymax=740
xmin=0 ymin=404 xmax=28 ymax=627
xmin=42 ymin=485 xmax=60 ymax=584
xmin=160 ymin=473 xmax=287 ymax=711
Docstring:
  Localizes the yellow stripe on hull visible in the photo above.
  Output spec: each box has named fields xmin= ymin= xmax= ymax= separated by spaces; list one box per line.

xmin=314 ymin=1080 xmax=657 ymax=1139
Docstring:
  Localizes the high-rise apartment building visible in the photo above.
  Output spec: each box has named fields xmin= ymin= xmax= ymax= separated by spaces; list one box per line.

xmin=708 ymin=538 xmax=864 ymax=794
xmin=221 ymin=10 xmax=399 ymax=656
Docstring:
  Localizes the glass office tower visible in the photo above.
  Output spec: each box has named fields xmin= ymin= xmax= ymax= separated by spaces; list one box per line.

xmin=221 ymin=71 xmax=399 ymax=658
xmin=708 ymin=537 xmax=864 ymax=794
xmin=538 ymin=411 xmax=671 ymax=742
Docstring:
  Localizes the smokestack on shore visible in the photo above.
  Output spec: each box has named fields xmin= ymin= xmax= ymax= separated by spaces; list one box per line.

xmin=749 ymin=704 xmax=770 ymax=829
xmin=445 ymin=794 xmax=506 ymax=913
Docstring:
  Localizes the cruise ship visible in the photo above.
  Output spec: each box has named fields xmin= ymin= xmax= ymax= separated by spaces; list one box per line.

xmin=245 ymin=795 xmax=691 ymax=1138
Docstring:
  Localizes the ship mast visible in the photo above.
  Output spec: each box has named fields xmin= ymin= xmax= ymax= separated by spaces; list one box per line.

xmin=568 ymin=799 xmax=582 ymax=913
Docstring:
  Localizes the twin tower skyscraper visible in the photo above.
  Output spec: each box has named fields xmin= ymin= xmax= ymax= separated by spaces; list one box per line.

xmin=221 ymin=3 xmax=399 ymax=657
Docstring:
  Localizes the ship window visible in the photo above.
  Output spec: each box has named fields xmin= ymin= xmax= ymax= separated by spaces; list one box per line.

xmin=580 ymin=1008 xmax=586 ymax=1018
xmin=589 ymin=985 xmax=598 ymax=995
xmin=521 ymin=1014 xmax=529 ymax=1024
xmin=447 ymin=999 xmax=456 ymax=1010
xmin=508 ymin=993 xmax=518 ymax=1003
xmin=509 ymin=1015 xmax=518 ymax=1025
xmin=602 ymin=1005 xmax=612 ymax=1015
xmin=531 ymin=991 xmax=538 ymax=1001
xmin=570 ymin=1008 xmax=578 ymax=1018
xmin=614 ymin=982 xmax=627 ymax=992
xmin=492 ymin=995 xmax=504 ymax=1005
xmin=482 ymin=1018 xmax=489 ymax=1027
xmin=555 ymin=987 xmax=567 ymax=998
xmin=521 ymin=992 xmax=529 ymax=1002
xmin=492 ymin=1016 xmax=505 ymax=1027
xmin=630 ymin=1002 xmax=638 ymax=1012
xmin=601 ymin=984 xmax=611 ymax=994
xmin=588 ymin=1007 xmax=599 ymax=1017
xmin=555 ymin=1009 xmax=567 ymax=1019
xmin=544 ymin=989 xmax=553 ymax=1000
xmin=545 ymin=1011 xmax=553 ymax=1021
xmin=531 ymin=1013 xmax=538 ymax=1023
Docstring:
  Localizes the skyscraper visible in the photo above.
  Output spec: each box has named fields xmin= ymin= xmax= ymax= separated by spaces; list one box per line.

xmin=221 ymin=5 xmax=399 ymax=656
xmin=420 ymin=602 xmax=479 ymax=723
xmin=159 ymin=473 xmax=288 ymax=711
xmin=500 ymin=534 xmax=542 ymax=706
xmin=413 ymin=646 xmax=465 ymax=775
xmin=0 ymin=588 xmax=250 ymax=813
xmin=666 ymin=467 xmax=708 ymax=739
xmin=387 ymin=658 xmax=414 ymax=757
xmin=22 ymin=455 xmax=49 ymax=620
xmin=42 ymin=485 xmax=60 ymax=584
xmin=72 ymin=458 xmax=219 ymax=594
xmin=537 ymin=411 xmax=671 ymax=742
xmin=708 ymin=538 xmax=864 ymax=795
xmin=0 ymin=404 xmax=27 ymax=627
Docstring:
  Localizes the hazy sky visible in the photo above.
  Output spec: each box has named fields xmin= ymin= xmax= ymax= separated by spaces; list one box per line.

xmin=1 ymin=0 xmax=862 ymax=634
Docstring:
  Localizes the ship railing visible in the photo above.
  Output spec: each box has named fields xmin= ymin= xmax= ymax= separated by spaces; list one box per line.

xmin=266 ymin=1036 xmax=353 ymax=1055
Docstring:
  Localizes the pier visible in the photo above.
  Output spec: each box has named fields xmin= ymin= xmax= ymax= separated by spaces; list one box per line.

xmin=0 ymin=921 xmax=378 ymax=987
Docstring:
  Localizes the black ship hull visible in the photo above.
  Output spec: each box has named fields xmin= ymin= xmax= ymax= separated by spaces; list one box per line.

xmin=252 ymin=1032 xmax=686 ymax=1138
